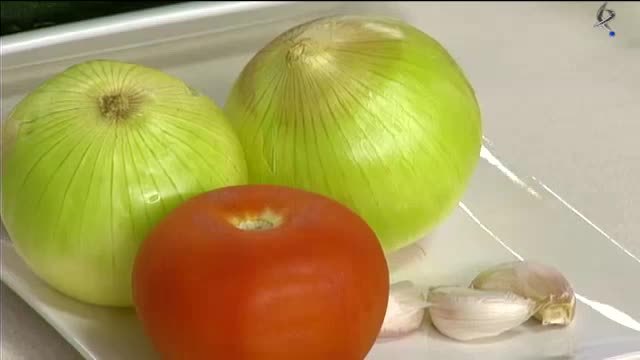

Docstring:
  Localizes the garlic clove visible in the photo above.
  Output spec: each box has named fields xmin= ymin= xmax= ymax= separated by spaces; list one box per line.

xmin=536 ymin=296 xmax=576 ymax=326
xmin=378 ymin=281 xmax=429 ymax=339
xmin=470 ymin=261 xmax=576 ymax=326
xmin=427 ymin=286 xmax=537 ymax=342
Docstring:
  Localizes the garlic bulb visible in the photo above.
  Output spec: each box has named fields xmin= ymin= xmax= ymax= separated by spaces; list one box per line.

xmin=470 ymin=261 xmax=576 ymax=326
xmin=379 ymin=281 xmax=429 ymax=339
xmin=427 ymin=286 xmax=537 ymax=341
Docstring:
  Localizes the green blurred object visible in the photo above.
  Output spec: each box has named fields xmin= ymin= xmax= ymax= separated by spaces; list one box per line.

xmin=1 ymin=1 xmax=185 ymax=36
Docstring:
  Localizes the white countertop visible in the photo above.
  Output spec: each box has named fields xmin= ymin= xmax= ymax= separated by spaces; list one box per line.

xmin=2 ymin=2 xmax=639 ymax=359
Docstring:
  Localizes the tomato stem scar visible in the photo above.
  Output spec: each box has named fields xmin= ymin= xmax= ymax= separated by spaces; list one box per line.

xmin=229 ymin=209 xmax=283 ymax=231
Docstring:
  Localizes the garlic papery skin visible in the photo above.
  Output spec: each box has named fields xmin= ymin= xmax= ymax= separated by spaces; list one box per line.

xmin=378 ymin=281 xmax=429 ymax=339
xmin=427 ymin=286 xmax=537 ymax=342
xmin=469 ymin=261 xmax=576 ymax=326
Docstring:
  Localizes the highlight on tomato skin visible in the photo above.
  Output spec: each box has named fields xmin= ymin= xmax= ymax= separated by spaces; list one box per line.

xmin=132 ymin=184 xmax=390 ymax=360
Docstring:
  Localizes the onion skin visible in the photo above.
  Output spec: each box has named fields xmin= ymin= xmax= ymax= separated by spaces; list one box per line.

xmin=1 ymin=60 xmax=248 ymax=307
xmin=224 ymin=16 xmax=482 ymax=252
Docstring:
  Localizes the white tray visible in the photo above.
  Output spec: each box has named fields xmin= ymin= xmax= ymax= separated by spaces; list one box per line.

xmin=2 ymin=2 xmax=639 ymax=359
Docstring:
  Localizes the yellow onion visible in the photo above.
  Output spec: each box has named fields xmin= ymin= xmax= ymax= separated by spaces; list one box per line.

xmin=1 ymin=60 xmax=248 ymax=307
xmin=224 ymin=16 xmax=482 ymax=252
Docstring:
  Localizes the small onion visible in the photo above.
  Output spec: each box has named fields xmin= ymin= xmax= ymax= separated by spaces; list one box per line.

xmin=1 ymin=60 xmax=248 ymax=307
xmin=224 ymin=16 xmax=482 ymax=252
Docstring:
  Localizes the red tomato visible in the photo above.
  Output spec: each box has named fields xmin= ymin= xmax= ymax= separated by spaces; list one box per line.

xmin=132 ymin=184 xmax=390 ymax=360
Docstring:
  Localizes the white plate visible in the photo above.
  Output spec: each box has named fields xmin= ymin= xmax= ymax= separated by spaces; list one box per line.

xmin=2 ymin=2 xmax=639 ymax=359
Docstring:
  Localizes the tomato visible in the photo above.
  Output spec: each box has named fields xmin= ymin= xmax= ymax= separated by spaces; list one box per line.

xmin=132 ymin=184 xmax=390 ymax=360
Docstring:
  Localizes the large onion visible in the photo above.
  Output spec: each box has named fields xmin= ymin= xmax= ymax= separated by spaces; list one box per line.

xmin=224 ymin=16 xmax=482 ymax=252
xmin=1 ymin=60 xmax=248 ymax=307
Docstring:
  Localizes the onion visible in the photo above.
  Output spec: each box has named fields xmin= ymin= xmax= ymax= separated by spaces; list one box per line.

xmin=224 ymin=16 xmax=483 ymax=252
xmin=1 ymin=60 xmax=248 ymax=307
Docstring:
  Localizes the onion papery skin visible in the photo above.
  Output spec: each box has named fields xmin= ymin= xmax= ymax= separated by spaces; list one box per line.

xmin=224 ymin=16 xmax=482 ymax=252
xmin=1 ymin=60 xmax=248 ymax=307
